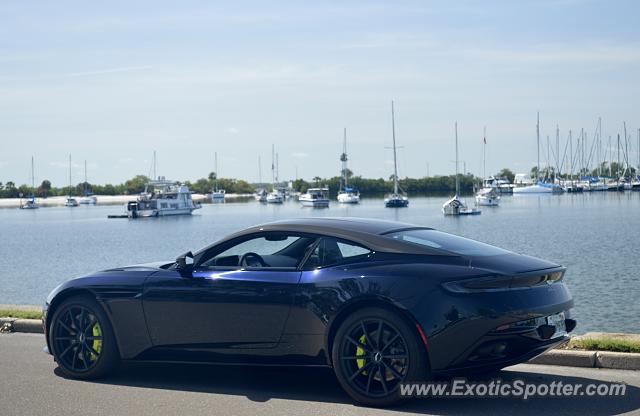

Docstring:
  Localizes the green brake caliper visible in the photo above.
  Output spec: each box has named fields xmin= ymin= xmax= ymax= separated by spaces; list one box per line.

xmin=90 ymin=322 xmax=102 ymax=361
xmin=355 ymin=334 xmax=368 ymax=375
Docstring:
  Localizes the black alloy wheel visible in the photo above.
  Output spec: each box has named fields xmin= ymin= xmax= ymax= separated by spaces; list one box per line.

xmin=49 ymin=295 xmax=119 ymax=379
xmin=332 ymin=307 xmax=428 ymax=406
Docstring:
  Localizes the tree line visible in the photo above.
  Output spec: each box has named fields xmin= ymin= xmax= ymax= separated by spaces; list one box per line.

xmin=12 ymin=165 xmax=620 ymax=198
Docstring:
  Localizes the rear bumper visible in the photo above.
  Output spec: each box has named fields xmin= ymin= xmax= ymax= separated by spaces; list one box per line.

xmin=432 ymin=333 xmax=571 ymax=376
xmin=412 ymin=281 xmax=575 ymax=372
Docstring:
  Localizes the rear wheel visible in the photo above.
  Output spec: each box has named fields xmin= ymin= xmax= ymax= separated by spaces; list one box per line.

xmin=332 ymin=307 xmax=428 ymax=406
xmin=49 ymin=295 xmax=120 ymax=379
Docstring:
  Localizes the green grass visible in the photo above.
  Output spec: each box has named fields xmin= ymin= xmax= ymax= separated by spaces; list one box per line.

xmin=0 ymin=309 xmax=43 ymax=320
xmin=566 ymin=338 xmax=640 ymax=353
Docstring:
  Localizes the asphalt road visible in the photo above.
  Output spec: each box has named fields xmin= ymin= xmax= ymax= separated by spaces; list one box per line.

xmin=1 ymin=333 xmax=639 ymax=416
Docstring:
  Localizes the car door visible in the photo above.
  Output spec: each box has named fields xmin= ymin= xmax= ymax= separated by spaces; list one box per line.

xmin=142 ymin=232 xmax=316 ymax=349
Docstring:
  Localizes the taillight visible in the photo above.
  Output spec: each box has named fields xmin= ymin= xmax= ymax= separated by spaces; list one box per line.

xmin=442 ymin=270 xmax=564 ymax=293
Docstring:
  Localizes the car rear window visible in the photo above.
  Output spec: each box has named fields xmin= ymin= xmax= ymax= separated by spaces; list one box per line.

xmin=385 ymin=229 xmax=511 ymax=257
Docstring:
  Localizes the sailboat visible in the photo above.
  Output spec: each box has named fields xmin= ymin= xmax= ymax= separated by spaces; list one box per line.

xmin=475 ymin=127 xmax=500 ymax=206
xmin=513 ymin=113 xmax=563 ymax=194
xmin=79 ymin=160 xmax=97 ymax=204
xmin=266 ymin=145 xmax=283 ymax=203
xmin=20 ymin=156 xmax=39 ymax=209
xmin=337 ymin=128 xmax=360 ymax=204
xmin=384 ymin=101 xmax=409 ymax=207
xmin=64 ymin=154 xmax=79 ymax=207
xmin=443 ymin=122 xmax=481 ymax=215
xmin=210 ymin=152 xmax=226 ymax=202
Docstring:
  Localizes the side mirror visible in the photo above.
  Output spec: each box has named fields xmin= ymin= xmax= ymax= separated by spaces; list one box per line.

xmin=175 ymin=251 xmax=194 ymax=277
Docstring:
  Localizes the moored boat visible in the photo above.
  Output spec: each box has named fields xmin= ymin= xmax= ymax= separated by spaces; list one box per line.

xmin=475 ymin=187 xmax=500 ymax=206
xmin=209 ymin=152 xmax=226 ymax=202
xmin=443 ymin=122 xmax=480 ymax=215
xmin=20 ymin=156 xmax=39 ymax=209
xmin=384 ymin=101 xmax=409 ymax=208
xmin=125 ymin=178 xmax=201 ymax=218
xmin=300 ymin=187 xmax=330 ymax=207
xmin=337 ymin=128 xmax=360 ymax=204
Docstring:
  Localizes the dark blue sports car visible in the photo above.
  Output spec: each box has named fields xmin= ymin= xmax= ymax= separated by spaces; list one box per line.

xmin=43 ymin=217 xmax=575 ymax=406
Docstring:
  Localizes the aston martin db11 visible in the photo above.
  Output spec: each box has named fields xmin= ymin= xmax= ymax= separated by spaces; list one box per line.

xmin=44 ymin=217 xmax=575 ymax=406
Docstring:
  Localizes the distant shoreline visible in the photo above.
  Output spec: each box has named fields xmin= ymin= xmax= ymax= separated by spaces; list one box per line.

xmin=0 ymin=193 xmax=253 ymax=209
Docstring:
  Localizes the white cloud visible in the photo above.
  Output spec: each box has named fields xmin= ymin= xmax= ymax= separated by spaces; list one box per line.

xmin=226 ymin=127 xmax=239 ymax=135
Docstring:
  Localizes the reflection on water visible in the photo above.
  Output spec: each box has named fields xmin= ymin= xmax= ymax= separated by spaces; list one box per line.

xmin=1 ymin=192 xmax=639 ymax=334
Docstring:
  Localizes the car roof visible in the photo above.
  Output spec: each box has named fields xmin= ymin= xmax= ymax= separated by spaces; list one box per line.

xmin=204 ymin=217 xmax=453 ymax=256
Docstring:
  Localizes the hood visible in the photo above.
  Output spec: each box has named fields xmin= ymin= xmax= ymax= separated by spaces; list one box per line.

xmin=102 ymin=260 xmax=174 ymax=272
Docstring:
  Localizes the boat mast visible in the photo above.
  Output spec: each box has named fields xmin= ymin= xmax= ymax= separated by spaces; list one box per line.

xmin=31 ymin=156 xmax=35 ymax=191
xmin=68 ymin=154 xmax=72 ymax=197
xmin=598 ymin=117 xmax=602 ymax=177
xmin=624 ymin=122 xmax=628 ymax=178
xmin=455 ymin=121 xmax=460 ymax=196
xmin=258 ymin=155 xmax=262 ymax=184
xmin=84 ymin=160 xmax=88 ymax=195
xmin=153 ymin=150 xmax=157 ymax=180
xmin=556 ymin=125 xmax=560 ymax=181
xmin=608 ymin=136 xmax=612 ymax=177
xmin=271 ymin=144 xmax=275 ymax=189
xmin=340 ymin=127 xmax=348 ymax=190
xmin=214 ymin=152 xmax=218 ymax=192
xmin=482 ymin=126 xmax=486 ymax=180
xmin=569 ymin=130 xmax=573 ymax=184
xmin=391 ymin=101 xmax=399 ymax=195
xmin=536 ymin=112 xmax=540 ymax=182
xmin=617 ymin=133 xmax=621 ymax=181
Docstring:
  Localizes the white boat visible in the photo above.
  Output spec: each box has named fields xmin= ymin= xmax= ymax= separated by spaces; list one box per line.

xmin=20 ymin=196 xmax=39 ymax=210
xmin=338 ymin=191 xmax=360 ymax=204
xmin=125 ymin=178 xmax=201 ymax=218
xmin=475 ymin=128 xmax=500 ymax=206
xmin=266 ymin=145 xmax=284 ymax=203
xmin=20 ymin=157 xmax=39 ymax=209
xmin=79 ymin=161 xmax=97 ymax=204
xmin=337 ymin=128 xmax=360 ymax=204
xmin=475 ymin=187 xmax=500 ymax=206
xmin=443 ymin=122 xmax=480 ymax=216
xmin=79 ymin=195 xmax=97 ymax=204
xmin=65 ymin=154 xmax=78 ymax=207
xmin=443 ymin=195 xmax=481 ymax=215
xmin=211 ymin=190 xmax=225 ymax=201
xmin=209 ymin=152 xmax=226 ymax=202
xmin=384 ymin=101 xmax=409 ymax=208
xmin=300 ymin=187 xmax=330 ymax=207
xmin=254 ymin=188 xmax=268 ymax=202
xmin=513 ymin=182 xmax=562 ymax=194
xmin=266 ymin=191 xmax=284 ymax=203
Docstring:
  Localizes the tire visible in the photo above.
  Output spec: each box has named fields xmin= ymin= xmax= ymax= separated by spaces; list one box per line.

xmin=48 ymin=295 xmax=120 ymax=379
xmin=331 ymin=307 xmax=429 ymax=407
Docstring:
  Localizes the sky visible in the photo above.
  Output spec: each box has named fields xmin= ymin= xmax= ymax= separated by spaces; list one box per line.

xmin=1 ymin=0 xmax=639 ymax=186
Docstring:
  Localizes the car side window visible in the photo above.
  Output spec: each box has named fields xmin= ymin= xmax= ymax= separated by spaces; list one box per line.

xmin=304 ymin=237 xmax=372 ymax=269
xmin=199 ymin=232 xmax=316 ymax=269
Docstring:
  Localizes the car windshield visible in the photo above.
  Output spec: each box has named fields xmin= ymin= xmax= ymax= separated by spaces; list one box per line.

xmin=386 ymin=229 xmax=511 ymax=257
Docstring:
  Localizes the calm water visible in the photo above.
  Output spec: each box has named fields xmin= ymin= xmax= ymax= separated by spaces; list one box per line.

xmin=1 ymin=193 xmax=639 ymax=334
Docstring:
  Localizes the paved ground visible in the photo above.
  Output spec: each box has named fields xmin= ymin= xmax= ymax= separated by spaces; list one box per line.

xmin=1 ymin=333 xmax=638 ymax=416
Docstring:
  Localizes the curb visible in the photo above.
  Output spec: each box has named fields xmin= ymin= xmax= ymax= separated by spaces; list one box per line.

xmin=1 ymin=317 xmax=639 ymax=371
xmin=0 ymin=318 xmax=43 ymax=334
xmin=528 ymin=349 xmax=640 ymax=371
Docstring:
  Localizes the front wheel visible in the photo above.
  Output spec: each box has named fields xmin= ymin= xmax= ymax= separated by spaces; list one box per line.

xmin=49 ymin=295 xmax=120 ymax=379
xmin=332 ymin=307 xmax=429 ymax=407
